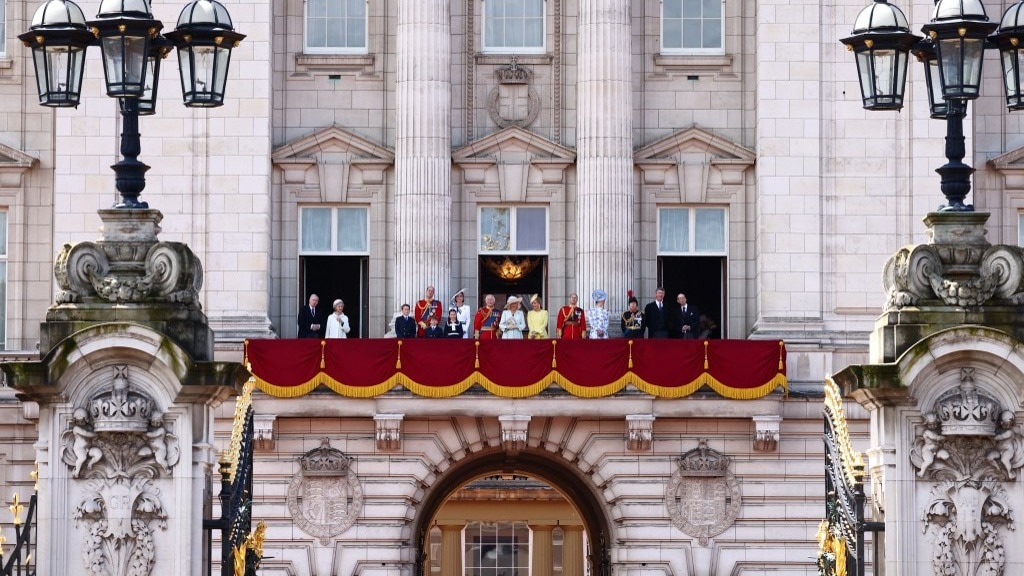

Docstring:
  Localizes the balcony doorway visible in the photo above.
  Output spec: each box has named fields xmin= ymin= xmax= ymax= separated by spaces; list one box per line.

xmin=300 ymin=255 xmax=368 ymax=337
xmin=658 ymin=255 xmax=725 ymax=338
xmin=478 ymin=255 xmax=547 ymax=309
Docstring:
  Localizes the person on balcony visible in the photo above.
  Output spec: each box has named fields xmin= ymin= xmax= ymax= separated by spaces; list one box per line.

xmin=674 ymin=293 xmax=700 ymax=339
xmin=298 ymin=293 xmax=326 ymax=338
xmin=444 ymin=308 xmax=465 ymax=338
xmin=325 ymin=299 xmax=351 ymax=338
xmin=499 ymin=296 xmax=526 ymax=339
xmin=395 ymin=304 xmax=418 ymax=338
xmin=423 ymin=316 xmax=445 ymax=338
xmin=556 ymin=293 xmax=587 ymax=339
xmin=475 ymin=294 xmax=502 ymax=339
xmin=451 ymin=289 xmax=472 ymax=339
xmin=415 ymin=285 xmax=444 ymax=337
xmin=621 ymin=296 xmax=644 ymax=339
xmin=588 ymin=290 xmax=610 ymax=339
xmin=527 ymin=294 xmax=549 ymax=339
xmin=643 ymin=287 xmax=669 ymax=338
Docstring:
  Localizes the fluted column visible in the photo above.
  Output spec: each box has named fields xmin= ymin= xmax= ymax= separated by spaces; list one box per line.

xmin=561 ymin=525 xmax=585 ymax=576
xmin=395 ymin=0 xmax=451 ymax=305
xmin=575 ymin=0 xmax=633 ymax=315
xmin=439 ymin=523 xmax=464 ymax=576
xmin=531 ymin=524 xmax=556 ymax=576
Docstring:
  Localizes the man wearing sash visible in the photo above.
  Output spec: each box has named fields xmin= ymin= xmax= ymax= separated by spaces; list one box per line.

xmin=556 ymin=293 xmax=587 ymax=339
xmin=474 ymin=294 xmax=502 ymax=339
xmin=414 ymin=285 xmax=443 ymax=337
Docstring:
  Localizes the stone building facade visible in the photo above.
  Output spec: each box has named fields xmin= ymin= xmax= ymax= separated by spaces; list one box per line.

xmin=1 ymin=0 xmax=1023 ymax=575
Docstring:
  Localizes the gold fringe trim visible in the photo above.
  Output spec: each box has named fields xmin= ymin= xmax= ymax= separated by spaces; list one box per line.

xmin=477 ymin=373 xmax=554 ymax=398
xmin=556 ymin=372 xmax=631 ymax=398
xmin=705 ymin=373 xmax=787 ymax=399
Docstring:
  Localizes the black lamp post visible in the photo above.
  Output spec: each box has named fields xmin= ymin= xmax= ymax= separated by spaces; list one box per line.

xmin=19 ymin=0 xmax=245 ymax=209
xmin=842 ymin=0 xmax=1024 ymax=212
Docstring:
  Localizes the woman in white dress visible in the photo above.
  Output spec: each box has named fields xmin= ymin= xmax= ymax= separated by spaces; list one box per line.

xmin=325 ymin=299 xmax=351 ymax=338
xmin=498 ymin=296 xmax=526 ymax=339
xmin=588 ymin=290 xmax=610 ymax=339
xmin=452 ymin=289 xmax=472 ymax=339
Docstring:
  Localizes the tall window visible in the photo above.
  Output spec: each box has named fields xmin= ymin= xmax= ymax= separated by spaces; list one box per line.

xmin=479 ymin=206 xmax=547 ymax=253
xmin=658 ymin=207 xmax=727 ymax=254
xmin=1018 ymin=213 xmax=1024 ymax=246
xmin=661 ymin=0 xmax=723 ymax=53
xmin=300 ymin=207 xmax=368 ymax=253
xmin=305 ymin=0 xmax=367 ymax=53
xmin=483 ymin=0 xmax=545 ymax=53
xmin=465 ymin=521 xmax=530 ymax=576
xmin=0 ymin=0 xmax=7 ymax=54
xmin=0 ymin=211 xmax=7 ymax=350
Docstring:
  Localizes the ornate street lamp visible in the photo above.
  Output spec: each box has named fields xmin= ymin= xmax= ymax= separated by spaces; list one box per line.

xmin=843 ymin=0 xmax=1024 ymax=211
xmin=19 ymin=0 xmax=245 ymax=208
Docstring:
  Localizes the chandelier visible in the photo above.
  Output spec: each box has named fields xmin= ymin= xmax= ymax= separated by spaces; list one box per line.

xmin=484 ymin=256 xmax=542 ymax=281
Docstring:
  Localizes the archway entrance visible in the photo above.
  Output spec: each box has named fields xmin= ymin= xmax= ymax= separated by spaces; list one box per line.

xmin=413 ymin=449 xmax=612 ymax=576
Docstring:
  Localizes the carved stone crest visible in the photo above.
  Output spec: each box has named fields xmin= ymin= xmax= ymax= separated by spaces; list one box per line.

xmin=60 ymin=366 xmax=179 ymax=576
xmin=910 ymin=368 xmax=1024 ymax=576
xmin=487 ymin=58 xmax=541 ymax=129
xmin=665 ymin=439 xmax=741 ymax=546
xmin=287 ymin=438 xmax=363 ymax=545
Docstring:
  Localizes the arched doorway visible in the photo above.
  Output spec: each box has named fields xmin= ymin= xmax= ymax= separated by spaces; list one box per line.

xmin=412 ymin=449 xmax=613 ymax=576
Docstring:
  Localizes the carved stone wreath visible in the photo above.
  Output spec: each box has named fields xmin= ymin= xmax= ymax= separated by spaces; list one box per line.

xmin=665 ymin=440 xmax=741 ymax=546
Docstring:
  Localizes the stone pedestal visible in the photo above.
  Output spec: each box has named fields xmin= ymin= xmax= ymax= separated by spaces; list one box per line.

xmin=1 ymin=209 xmax=247 ymax=576
xmin=836 ymin=212 xmax=1024 ymax=576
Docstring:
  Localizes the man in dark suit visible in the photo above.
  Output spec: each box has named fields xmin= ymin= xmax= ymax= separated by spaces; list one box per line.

xmin=395 ymin=304 xmax=418 ymax=338
xmin=297 ymin=293 xmax=326 ymax=338
xmin=643 ymin=287 xmax=670 ymax=338
xmin=674 ymin=292 xmax=700 ymax=339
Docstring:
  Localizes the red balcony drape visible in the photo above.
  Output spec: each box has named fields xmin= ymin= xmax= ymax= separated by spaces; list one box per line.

xmin=244 ymin=338 xmax=786 ymax=399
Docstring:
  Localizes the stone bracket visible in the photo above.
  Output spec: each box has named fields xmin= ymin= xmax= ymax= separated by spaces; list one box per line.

xmin=499 ymin=414 xmax=531 ymax=454
xmin=625 ymin=414 xmax=655 ymax=451
xmin=374 ymin=413 xmax=404 ymax=451
xmin=253 ymin=414 xmax=277 ymax=450
xmin=753 ymin=415 xmax=782 ymax=452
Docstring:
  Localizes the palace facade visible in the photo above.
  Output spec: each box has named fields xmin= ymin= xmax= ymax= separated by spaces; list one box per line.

xmin=2 ymin=0 xmax=1024 ymax=574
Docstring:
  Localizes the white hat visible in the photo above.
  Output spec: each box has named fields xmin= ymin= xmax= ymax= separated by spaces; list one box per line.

xmin=505 ymin=295 xmax=521 ymax=307
xmin=451 ymin=288 xmax=466 ymax=303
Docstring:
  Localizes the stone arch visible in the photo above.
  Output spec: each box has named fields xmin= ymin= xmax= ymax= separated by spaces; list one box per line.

xmin=411 ymin=447 xmax=615 ymax=576
xmin=896 ymin=325 xmax=1024 ymax=412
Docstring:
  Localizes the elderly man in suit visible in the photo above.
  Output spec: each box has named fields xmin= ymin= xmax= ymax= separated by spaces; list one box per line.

xmin=674 ymin=292 xmax=701 ymax=339
xmin=297 ymin=293 xmax=326 ymax=338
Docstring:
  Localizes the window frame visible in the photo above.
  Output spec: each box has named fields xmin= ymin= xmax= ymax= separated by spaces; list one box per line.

xmin=304 ymin=0 xmax=369 ymax=55
xmin=0 ymin=209 xmax=7 ymax=350
xmin=657 ymin=206 xmax=728 ymax=256
xmin=299 ymin=206 xmax=370 ymax=255
xmin=0 ymin=0 xmax=7 ymax=56
xmin=660 ymin=0 xmax=725 ymax=56
xmin=478 ymin=205 xmax=549 ymax=254
xmin=481 ymin=0 xmax=547 ymax=55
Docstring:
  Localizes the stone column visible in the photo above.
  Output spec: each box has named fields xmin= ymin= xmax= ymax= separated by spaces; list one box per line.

xmin=575 ymin=0 xmax=633 ymax=315
xmin=531 ymin=524 xmax=556 ymax=576
xmin=439 ymin=522 xmax=464 ymax=576
xmin=561 ymin=525 xmax=585 ymax=576
xmin=394 ymin=0 xmax=451 ymax=305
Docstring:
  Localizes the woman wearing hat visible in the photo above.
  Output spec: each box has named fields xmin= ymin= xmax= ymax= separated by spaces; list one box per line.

xmin=527 ymin=294 xmax=549 ymax=338
xmin=588 ymin=290 xmax=610 ymax=339
xmin=325 ymin=299 xmax=351 ymax=338
xmin=451 ymin=289 xmax=472 ymax=339
xmin=499 ymin=296 xmax=526 ymax=339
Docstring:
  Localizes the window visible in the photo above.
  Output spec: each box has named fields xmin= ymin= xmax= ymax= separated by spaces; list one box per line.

xmin=1018 ymin=213 xmax=1024 ymax=247
xmin=479 ymin=206 xmax=547 ymax=253
xmin=658 ymin=207 xmax=726 ymax=254
xmin=0 ymin=210 xmax=7 ymax=349
xmin=0 ymin=0 xmax=6 ymax=54
xmin=300 ymin=207 xmax=368 ymax=253
xmin=483 ymin=0 xmax=545 ymax=53
xmin=465 ymin=521 xmax=530 ymax=576
xmin=662 ymin=0 xmax=723 ymax=53
xmin=305 ymin=0 xmax=367 ymax=53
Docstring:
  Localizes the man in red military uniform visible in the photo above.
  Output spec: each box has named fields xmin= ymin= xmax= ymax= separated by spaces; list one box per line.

xmin=556 ymin=293 xmax=587 ymax=339
xmin=474 ymin=294 xmax=502 ymax=339
xmin=414 ymin=285 xmax=444 ymax=337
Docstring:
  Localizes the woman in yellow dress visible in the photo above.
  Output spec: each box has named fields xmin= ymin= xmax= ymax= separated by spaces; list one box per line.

xmin=527 ymin=294 xmax=549 ymax=339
